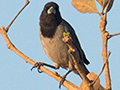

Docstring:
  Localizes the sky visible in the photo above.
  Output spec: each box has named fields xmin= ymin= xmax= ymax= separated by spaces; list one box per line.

xmin=0 ymin=0 xmax=120 ymax=90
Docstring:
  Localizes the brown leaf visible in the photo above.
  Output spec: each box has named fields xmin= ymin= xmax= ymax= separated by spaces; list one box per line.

xmin=96 ymin=0 xmax=114 ymax=12
xmin=107 ymin=0 xmax=114 ymax=12
xmin=72 ymin=0 xmax=99 ymax=14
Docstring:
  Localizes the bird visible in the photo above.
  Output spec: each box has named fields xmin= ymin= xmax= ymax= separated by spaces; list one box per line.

xmin=31 ymin=2 xmax=90 ymax=88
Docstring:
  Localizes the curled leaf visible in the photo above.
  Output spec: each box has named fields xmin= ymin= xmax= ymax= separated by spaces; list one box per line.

xmin=63 ymin=32 xmax=70 ymax=37
xmin=107 ymin=0 xmax=114 ymax=12
xmin=72 ymin=0 xmax=99 ymax=14
xmin=96 ymin=0 xmax=114 ymax=12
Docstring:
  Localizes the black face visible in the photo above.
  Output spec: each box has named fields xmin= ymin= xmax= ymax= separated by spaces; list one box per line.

xmin=44 ymin=2 xmax=59 ymax=14
xmin=40 ymin=2 xmax=62 ymax=38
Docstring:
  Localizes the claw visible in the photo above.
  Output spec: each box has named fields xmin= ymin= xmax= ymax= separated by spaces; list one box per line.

xmin=31 ymin=62 xmax=44 ymax=73
xmin=37 ymin=68 xmax=43 ymax=73
xmin=59 ymin=70 xmax=72 ymax=88
xmin=59 ymin=75 xmax=66 ymax=88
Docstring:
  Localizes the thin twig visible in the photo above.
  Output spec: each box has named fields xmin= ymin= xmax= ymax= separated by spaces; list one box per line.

xmin=97 ymin=12 xmax=102 ymax=16
xmin=91 ymin=51 xmax=111 ymax=85
xmin=101 ymin=0 xmax=105 ymax=14
xmin=6 ymin=0 xmax=30 ymax=32
xmin=62 ymin=33 xmax=94 ymax=90
xmin=108 ymin=33 xmax=120 ymax=39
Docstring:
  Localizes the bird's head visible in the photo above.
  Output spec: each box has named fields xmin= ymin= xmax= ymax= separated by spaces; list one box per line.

xmin=44 ymin=2 xmax=59 ymax=15
xmin=40 ymin=2 xmax=62 ymax=23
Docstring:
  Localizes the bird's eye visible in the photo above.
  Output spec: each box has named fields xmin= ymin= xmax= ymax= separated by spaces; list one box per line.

xmin=54 ymin=5 xmax=58 ymax=10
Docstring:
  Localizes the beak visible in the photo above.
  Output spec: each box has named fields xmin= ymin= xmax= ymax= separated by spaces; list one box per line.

xmin=47 ymin=6 xmax=56 ymax=14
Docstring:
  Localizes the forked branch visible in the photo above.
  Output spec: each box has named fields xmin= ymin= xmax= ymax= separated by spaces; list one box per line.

xmin=108 ymin=33 xmax=120 ymax=39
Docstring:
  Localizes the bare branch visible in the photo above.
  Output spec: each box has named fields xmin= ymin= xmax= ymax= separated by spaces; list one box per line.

xmin=108 ymin=32 xmax=120 ymax=39
xmin=99 ymin=14 xmax=112 ymax=90
xmin=5 ymin=0 xmax=30 ymax=32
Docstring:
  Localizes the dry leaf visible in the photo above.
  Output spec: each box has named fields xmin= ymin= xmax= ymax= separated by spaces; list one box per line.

xmin=107 ymin=0 xmax=114 ymax=12
xmin=96 ymin=0 xmax=114 ymax=12
xmin=72 ymin=0 xmax=99 ymax=14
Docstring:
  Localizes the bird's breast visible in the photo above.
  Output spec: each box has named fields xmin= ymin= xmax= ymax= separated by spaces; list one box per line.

xmin=39 ymin=25 xmax=69 ymax=68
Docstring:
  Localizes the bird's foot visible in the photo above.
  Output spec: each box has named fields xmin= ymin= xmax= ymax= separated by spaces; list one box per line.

xmin=59 ymin=75 xmax=66 ymax=88
xmin=31 ymin=62 xmax=44 ymax=73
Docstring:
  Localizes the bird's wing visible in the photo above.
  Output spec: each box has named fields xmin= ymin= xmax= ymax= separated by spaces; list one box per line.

xmin=62 ymin=19 xmax=90 ymax=65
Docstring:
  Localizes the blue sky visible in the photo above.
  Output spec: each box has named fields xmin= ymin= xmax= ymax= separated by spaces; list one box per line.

xmin=0 ymin=0 xmax=120 ymax=90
